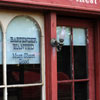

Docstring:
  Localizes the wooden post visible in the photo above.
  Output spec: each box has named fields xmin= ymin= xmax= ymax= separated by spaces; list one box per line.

xmin=45 ymin=12 xmax=57 ymax=100
xmin=95 ymin=20 xmax=100 ymax=100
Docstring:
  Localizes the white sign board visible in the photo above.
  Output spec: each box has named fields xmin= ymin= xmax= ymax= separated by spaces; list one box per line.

xmin=6 ymin=16 xmax=40 ymax=64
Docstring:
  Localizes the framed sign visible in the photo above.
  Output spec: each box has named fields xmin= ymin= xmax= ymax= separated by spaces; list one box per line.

xmin=6 ymin=16 xmax=41 ymax=64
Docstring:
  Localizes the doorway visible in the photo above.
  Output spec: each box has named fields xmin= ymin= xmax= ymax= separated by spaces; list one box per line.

xmin=57 ymin=17 xmax=95 ymax=100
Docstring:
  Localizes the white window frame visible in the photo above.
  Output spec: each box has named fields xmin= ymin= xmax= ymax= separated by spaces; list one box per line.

xmin=0 ymin=9 xmax=45 ymax=100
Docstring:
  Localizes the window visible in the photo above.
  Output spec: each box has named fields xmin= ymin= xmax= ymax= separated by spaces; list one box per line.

xmin=57 ymin=25 xmax=94 ymax=100
xmin=0 ymin=10 xmax=45 ymax=100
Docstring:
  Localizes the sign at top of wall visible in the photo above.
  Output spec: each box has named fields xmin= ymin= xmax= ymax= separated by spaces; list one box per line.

xmin=1 ymin=0 xmax=100 ymax=12
xmin=76 ymin=0 xmax=97 ymax=4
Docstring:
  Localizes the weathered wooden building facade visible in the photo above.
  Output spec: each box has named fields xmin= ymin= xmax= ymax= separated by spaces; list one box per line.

xmin=0 ymin=0 xmax=100 ymax=100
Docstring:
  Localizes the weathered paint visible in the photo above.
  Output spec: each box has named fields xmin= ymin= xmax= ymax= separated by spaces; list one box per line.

xmin=57 ymin=17 xmax=95 ymax=100
xmin=1 ymin=0 xmax=100 ymax=12
xmin=94 ymin=21 xmax=100 ymax=100
xmin=45 ymin=12 xmax=57 ymax=100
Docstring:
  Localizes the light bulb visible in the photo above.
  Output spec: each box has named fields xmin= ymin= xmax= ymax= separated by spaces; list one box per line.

xmin=59 ymin=26 xmax=66 ymax=40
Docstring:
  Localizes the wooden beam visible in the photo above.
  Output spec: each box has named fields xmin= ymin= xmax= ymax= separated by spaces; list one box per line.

xmin=1 ymin=1 xmax=100 ymax=17
xmin=95 ymin=20 xmax=100 ymax=100
xmin=45 ymin=12 xmax=57 ymax=100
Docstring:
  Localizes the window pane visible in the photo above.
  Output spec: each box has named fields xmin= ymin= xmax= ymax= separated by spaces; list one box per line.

xmin=58 ymin=83 xmax=72 ymax=100
xmin=0 ymin=27 xmax=3 ymax=85
xmin=57 ymin=27 xmax=72 ymax=80
xmin=75 ymin=82 xmax=88 ymax=100
xmin=8 ymin=86 xmax=41 ymax=100
xmin=74 ymin=46 xmax=88 ymax=79
xmin=57 ymin=46 xmax=72 ymax=80
xmin=7 ymin=64 xmax=41 ymax=85
xmin=57 ymin=27 xmax=71 ymax=46
xmin=0 ymin=26 xmax=2 ymax=64
xmin=0 ymin=65 xmax=3 ymax=85
xmin=0 ymin=88 xmax=3 ymax=100
xmin=73 ymin=28 xmax=88 ymax=79
xmin=6 ymin=16 xmax=41 ymax=64
xmin=73 ymin=28 xmax=86 ymax=46
xmin=6 ymin=16 xmax=41 ymax=85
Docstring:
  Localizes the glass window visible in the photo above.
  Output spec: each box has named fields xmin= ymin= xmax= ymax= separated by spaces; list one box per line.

xmin=57 ymin=27 xmax=72 ymax=80
xmin=8 ymin=86 xmax=41 ymax=100
xmin=58 ymin=83 xmax=72 ymax=100
xmin=0 ymin=88 xmax=3 ymax=100
xmin=6 ymin=16 xmax=41 ymax=84
xmin=57 ymin=27 xmax=89 ymax=100
xmin=73 ymin=28 xmax=88 ymax=79
xmin=0 ymin=26 xmax=3 ymax=85
xmin=0 ymin=15 xmax=45 ymax=100
xmin=75 ymin=82 xmax=88 ymax=100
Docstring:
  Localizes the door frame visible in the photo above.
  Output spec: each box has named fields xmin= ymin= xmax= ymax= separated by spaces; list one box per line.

xmin=57 ymin=17 xmax=95 ymax=100
xmin=45 ymin=13 xmax=95 ymax=100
